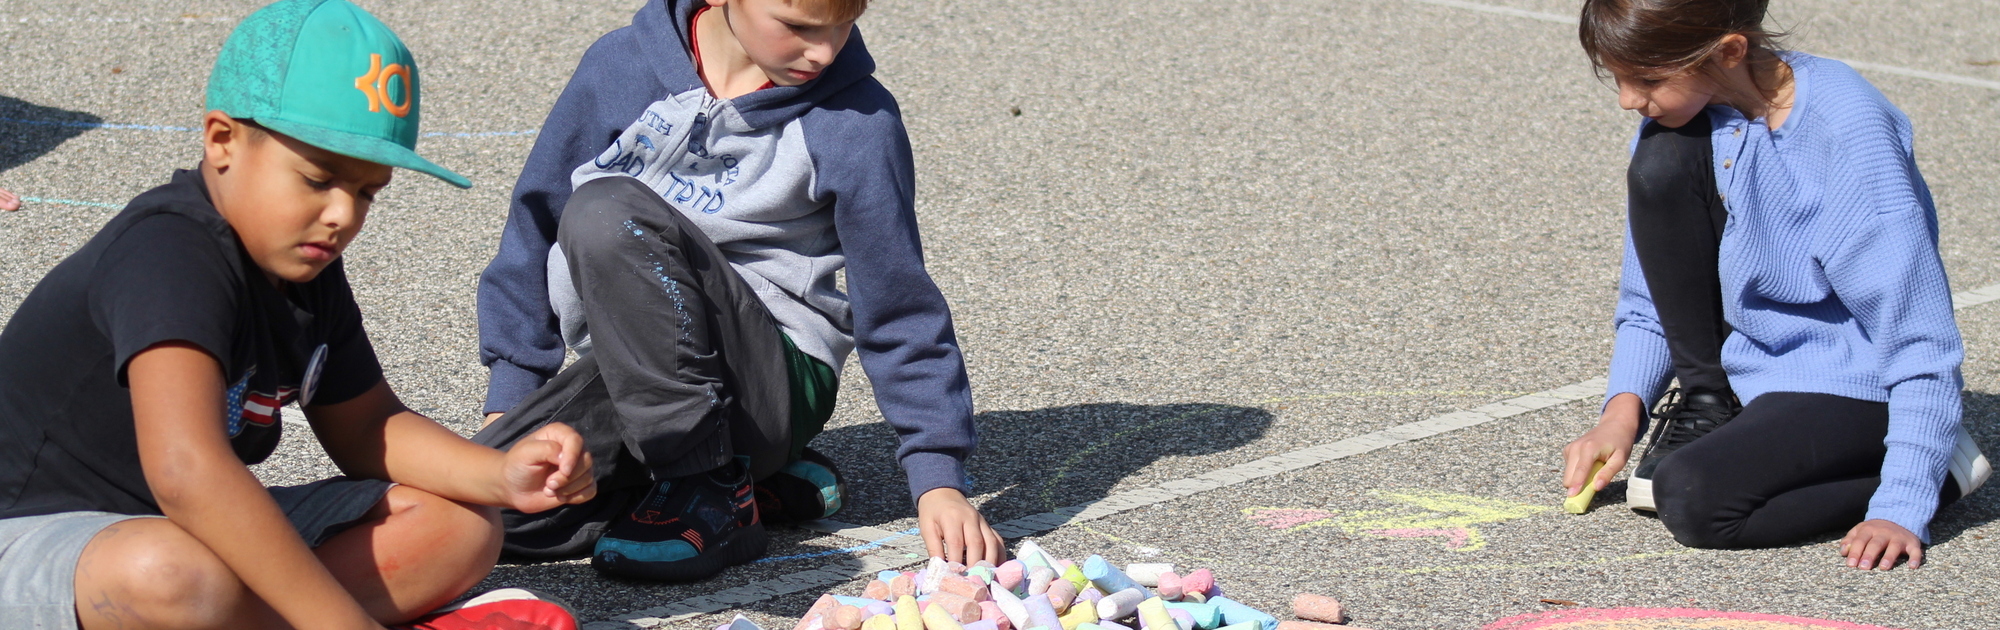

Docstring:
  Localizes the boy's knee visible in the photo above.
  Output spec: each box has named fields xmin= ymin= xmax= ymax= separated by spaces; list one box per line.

xmin=559 ymin=177 xmax=673 ymax=253
xmin=383 ymin=486 xmax=503 ymax=560
xmin=84 ymin=520 xmax=247 ymax=628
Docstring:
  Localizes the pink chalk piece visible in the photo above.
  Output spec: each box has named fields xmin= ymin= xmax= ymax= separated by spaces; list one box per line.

xmin=1289 ymin=595 xmax=1342 ymax=624
xmin=1276 ymin=622 xmax=1342 ymax=630
xmin=1479 ymin=607 xmax=1910 ymax=630
xmin=1047 ymin=580 xmax=1080 ymax=613
xmin=1154 ymin=573 xmax=1183 ymax=601
xmin=833 ymin=605 xmax=868 ymax=630
xmin=998 ymin=561 xmax=1027 ymax=592
xmin=865 ymin=580 xmax=894 ymax=601
xmin=932 ymin=591 xmax=985 ymax=624
xmin=982 ymin=602 xmax=1013 ymax=630
xmin=1179 ymin=570 xmax=1215 ymax=598
xmin=892 ymin=574 xmax=918 ymax=599
xmin=1059 ymin=559 xmax=1078 ymax=571
xmin=798 ymin=595 xmax=842 ymax=630
xmin=942 ymin=577 xmax=992 ymax=602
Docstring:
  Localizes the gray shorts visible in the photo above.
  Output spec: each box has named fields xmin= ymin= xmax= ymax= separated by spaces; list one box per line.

xmin=0 ymin=477 xmax=392 ymax=629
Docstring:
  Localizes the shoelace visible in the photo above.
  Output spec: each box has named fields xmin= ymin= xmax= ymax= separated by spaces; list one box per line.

xmin=1643 ymin=388 xmax=1738 ymax=453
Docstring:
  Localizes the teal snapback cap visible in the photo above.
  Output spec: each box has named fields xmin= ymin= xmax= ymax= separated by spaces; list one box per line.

xmin=207 ymin=0 xmax=470 ymax=189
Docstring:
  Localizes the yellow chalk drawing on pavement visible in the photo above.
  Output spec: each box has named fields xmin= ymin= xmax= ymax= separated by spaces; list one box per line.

xmin=1242 ymin=490 xmax=1550 ymax=552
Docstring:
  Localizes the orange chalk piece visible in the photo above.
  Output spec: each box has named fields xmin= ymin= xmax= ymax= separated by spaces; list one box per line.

xmin=1289 ymin=595 xmax=1343 ymax=624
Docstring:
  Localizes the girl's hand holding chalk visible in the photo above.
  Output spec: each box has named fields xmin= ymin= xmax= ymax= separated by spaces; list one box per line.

xmin=1561 ymin=393 xmax=1642 ymax=503
xmin=1563 ymin=461 xmax=1606 ymax=514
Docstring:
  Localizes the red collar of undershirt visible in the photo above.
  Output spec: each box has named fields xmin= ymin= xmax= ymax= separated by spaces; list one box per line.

xmin=691 ymin=6 xmax=776 ymax=93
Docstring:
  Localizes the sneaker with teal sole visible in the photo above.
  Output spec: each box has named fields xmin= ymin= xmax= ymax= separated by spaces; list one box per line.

xmin=755 ymin=447 xmax=847 ymax=525
xmin=592 ymin=459 xmax=767 ymax=582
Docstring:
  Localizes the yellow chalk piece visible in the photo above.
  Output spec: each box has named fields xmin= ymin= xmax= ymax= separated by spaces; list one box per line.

xmin=896 ymin=597 xmax=925 ymax=630
xmin=865 ymin=615 xmax=897 ymax=630
xmin=1137 ymin=598 xmax=1176 ymax=630
xmin=1059 ymin=599 xmax=1099 ymax=630
xmin=1060 ymin=563 xmax=1090 ymax=593
xmin=1565 ymin=461 xmax=1607 ymax=514
xmin=925 ymin=599 xmax=968 ymax=630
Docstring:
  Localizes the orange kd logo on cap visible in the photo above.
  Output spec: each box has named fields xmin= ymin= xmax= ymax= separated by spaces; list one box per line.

xmin=353 ymin=53 xmax=412 ymax=118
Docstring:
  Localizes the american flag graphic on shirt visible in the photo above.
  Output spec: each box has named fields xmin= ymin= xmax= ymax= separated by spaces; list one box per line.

xmin=222 ymin=367 xmax=295 ymax=438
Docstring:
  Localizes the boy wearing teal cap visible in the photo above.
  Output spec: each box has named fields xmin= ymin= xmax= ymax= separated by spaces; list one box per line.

xmin=0 ymin=1 xmax=590 ymax=628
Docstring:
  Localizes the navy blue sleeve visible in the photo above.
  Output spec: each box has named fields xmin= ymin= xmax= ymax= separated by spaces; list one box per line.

xmin=476 ymin=26 xmax=673 ymax=414
xmin=803 ymin=81 xmax=979 ymax=504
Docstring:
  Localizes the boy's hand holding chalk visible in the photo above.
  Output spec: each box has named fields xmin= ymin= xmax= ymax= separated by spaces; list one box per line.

xmin=1564 ymin=461 xmax=1606 ymax=514
xmin=1560 ymin=398 xmax=1641 ymax=511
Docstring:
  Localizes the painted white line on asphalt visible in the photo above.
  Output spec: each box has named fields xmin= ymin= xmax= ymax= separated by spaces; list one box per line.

xmin=1399 ymin=0 xmax=2000 ymax=93
xmin=586 ymin=281 xmax=2000 ymax=628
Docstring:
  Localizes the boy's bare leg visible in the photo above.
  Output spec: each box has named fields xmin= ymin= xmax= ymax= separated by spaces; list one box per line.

xmin=73 ymin=485 xmax=502 ymax=629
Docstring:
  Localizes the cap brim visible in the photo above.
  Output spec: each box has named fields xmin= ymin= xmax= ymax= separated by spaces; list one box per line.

xmin=257 ymin=118 xmax=473 ymax=189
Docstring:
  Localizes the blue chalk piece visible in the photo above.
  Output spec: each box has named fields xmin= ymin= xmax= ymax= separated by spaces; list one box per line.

xmin=1205 ymin=598 xmax=1275 ymax=630
xmin=726 ymin=615 xmax=766 ymax=630
xmin=1213 ymin=623 xmax=1258 ymax=630
xmin=880 ymin=571 xmax=906 ymax=583
xmin=1083 ymin=556 xmax=1155 ymax=599
xmin=1163 ymin=603 xmax=1222 ymax=629
xmin=836 ymin=596 xmax=886 ymax=608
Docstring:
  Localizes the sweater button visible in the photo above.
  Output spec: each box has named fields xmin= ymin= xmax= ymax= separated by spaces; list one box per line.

xmin=1723 ymin=159 xmax=1734 ymax=169
xmin=1734 ymin=127 xmax=1743 ymax=137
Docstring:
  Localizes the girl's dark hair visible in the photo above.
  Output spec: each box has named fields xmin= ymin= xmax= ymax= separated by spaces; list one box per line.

xmin=1578 ymin=0 xmax=1787 ymax=82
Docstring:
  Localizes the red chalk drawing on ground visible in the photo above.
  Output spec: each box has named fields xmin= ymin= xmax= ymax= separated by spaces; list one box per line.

xmin=1243 ymin=490 xmax=1546 ymax=551
xmin=1482 ymin=607 xmax=1907 ymax=630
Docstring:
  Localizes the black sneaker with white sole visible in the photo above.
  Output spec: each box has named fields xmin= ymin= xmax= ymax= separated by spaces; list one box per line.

xmin=1627 ymin=389 xmax=1739 ymax=512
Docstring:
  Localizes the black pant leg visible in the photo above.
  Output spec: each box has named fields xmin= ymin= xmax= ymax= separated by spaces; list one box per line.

xmin=1653 ymin=392 xmax=1889 ymax=548
xmin=1627 ymin=112 xmax=1732 ymax=396
xmin=557 ymin=177 xmax=795 ymax=481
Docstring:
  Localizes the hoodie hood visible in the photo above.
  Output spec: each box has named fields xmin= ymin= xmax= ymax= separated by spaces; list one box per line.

xmin=633 ymin=0 xmax=879 ymax=130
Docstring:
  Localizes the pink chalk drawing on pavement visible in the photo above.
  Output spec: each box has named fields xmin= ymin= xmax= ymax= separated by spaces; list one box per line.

xmin=1482 ymin=607 xmax=1907 ymax=630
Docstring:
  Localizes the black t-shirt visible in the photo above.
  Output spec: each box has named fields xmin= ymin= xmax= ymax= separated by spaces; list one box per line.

xmin=0 ymin=168 xmax=383 ymax=519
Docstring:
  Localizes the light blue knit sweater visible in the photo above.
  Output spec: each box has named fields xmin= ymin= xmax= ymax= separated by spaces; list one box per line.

xmin=1605 ymin=53 xmax=1964 ymax=543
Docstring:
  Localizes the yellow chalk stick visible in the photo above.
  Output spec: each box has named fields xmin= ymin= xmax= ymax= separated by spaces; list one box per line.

xmin=1059 ymin=599 xmax=1099 ymax=630
xmin=896 ymin=597 xmax=925 ymax=630
xmin=1564 ymin=460 xmax=1607 ymax=514
xmin=865 ymin=615 xmax=898 ymax=630
xmin=926 ymin=599 xmax=969 ymax=630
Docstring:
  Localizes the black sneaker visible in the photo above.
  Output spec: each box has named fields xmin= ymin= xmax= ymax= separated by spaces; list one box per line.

xmin=755 ymin=447 xmax=847 ymax=525
xmin=592 ymin=458 xmax=768 ymax=582
xmin=1627 ymin=389 xmax=1739 ymax=512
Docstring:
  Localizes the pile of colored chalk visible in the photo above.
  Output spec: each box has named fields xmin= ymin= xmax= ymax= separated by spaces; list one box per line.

xmin=770 ymin=541 xmax=1338 ymax=630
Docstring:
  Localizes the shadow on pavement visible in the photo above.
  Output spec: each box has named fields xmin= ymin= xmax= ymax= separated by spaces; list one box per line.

xmin=0 ymin=95 xmax=103 ymax=173
xmin=804 ymin=402 xmax=1275 ymax=528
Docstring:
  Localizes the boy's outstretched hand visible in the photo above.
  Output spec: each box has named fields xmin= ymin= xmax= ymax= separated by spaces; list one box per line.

xmin=1840 ymin=519 xmax=1923 ymax=570
xmin=501 ymin=422 xmax=597 ymax=513
xmin=918 ymin=487 xmax=1008 ymax=565
xmin=0 ymin=188 xmax=20 ymax=211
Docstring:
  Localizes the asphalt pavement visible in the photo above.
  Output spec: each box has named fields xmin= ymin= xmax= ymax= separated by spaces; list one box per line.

xmin=3 ymin=0 xmax=1998 ymax=628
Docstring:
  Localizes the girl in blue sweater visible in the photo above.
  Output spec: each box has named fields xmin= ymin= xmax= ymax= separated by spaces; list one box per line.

xmin=1557 ymin=0 xmax=1989 ymax=570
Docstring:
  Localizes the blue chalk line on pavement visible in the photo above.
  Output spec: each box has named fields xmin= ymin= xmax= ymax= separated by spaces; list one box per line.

xmin=587 ymin=282 xmax=2000 ymax=630
xmin=1400 ymin=0 xmax=2000 ymax=92
xmin=755 ymin=528 xmax=922 ymax=564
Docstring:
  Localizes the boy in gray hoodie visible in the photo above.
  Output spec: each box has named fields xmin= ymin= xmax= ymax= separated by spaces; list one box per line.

xmin=474 ymin=0 xmax=1003 ymax=581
